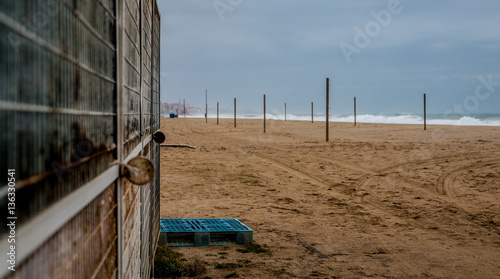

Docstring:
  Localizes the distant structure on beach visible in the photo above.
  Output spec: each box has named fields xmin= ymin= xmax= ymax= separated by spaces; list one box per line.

xmin=161 ymin=102 xmax=190 ymax=116
xmin=161 ymin=102 xmax=207 ymax=116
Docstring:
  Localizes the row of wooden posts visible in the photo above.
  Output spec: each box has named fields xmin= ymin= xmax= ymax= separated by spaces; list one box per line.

xmin=205 ymin=78 xmax=428 ymax=141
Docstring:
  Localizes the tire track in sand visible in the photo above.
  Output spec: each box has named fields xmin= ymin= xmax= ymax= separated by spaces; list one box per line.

xmin=353 ymin=153 xmax=500 ymax=236
xmin=436 ymin=158 xmax=499 ymax=198
xmin=252 ymin=153 xmax=330 ymax=188
xmin=249 ymin=152 xmax=416 ymax=277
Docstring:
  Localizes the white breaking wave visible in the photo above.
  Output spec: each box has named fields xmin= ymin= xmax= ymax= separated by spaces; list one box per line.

xmin=174 ymin=113 xmax=500 ymax=126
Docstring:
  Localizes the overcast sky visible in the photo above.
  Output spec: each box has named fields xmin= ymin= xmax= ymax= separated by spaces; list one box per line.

xmin=158 ymin=0 xmax=500 ymax=116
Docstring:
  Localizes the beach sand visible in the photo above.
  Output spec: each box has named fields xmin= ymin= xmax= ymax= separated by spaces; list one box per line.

xmin=159 ymin=118 xmax=500 ymax=279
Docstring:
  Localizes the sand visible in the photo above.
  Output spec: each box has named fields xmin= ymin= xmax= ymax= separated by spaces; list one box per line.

xmin=159 ymin=118 xmax=500 ymax=279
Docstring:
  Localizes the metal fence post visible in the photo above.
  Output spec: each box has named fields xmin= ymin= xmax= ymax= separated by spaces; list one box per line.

xmin=116 ymin=0 xmax=124 ymax=277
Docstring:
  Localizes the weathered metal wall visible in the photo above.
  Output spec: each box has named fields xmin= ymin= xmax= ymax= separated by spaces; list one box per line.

xmin=122 ymin=0 xmax=142 ymax=158
xmin=0 ymin=0 xmax=117 ymax=228
xmin=140 ymin=0 xmax=153 ymax=276
xmin=120 ymin=0 xmax=142 ymax=277
xmin=7 ymin=185 xmax=118 ymax=279
xmin=0 ymin=0 xmax=161 ymax=278
xmin=150 ymin=0 xmax=162 ymax=272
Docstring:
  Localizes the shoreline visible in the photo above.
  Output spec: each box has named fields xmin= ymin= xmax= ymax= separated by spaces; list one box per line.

xmin=166 ymin=116 xmax=500 ymax=127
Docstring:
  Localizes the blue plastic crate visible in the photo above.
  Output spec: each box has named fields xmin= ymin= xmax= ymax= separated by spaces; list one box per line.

xmin=159 ymin=218 xmax=253 ymax=247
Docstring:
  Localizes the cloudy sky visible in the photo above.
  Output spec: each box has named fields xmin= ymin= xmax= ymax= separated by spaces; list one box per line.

xmin=158 ymin=0 xmax=500 ymax=116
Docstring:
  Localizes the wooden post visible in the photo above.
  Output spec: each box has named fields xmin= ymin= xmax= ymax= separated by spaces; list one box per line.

xmin=311 ymin=102 xmax=314 ymax=123
xmin=354 ymin=97 xmax=357 ymax=126
xmin=234 ymin=98 xmax=237 ymax=128
xmin=263 ymin=94 xmax=266 ymax=133
xmin=424 ymin=93 xmax=427 ymax=130
xmin=284 ymin=102 xmax=287 ymax=121
xmin=326 ymin=78 xmax=329 ymax=142
xmin=217 ymin=102 xmax=219 ymax=125
xmin=205 ymin=89 xmax=208 ymax=123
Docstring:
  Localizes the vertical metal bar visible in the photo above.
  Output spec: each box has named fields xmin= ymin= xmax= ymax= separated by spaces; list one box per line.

xmin=284 ymin=102 xmax=286 ymax=121
xmin=150 ymin=0 xmax=155 ymax=141
xmin=234 ymin=98 xmax=236 ymax=128
xmin=326 ymin=78 xmax=329 ymax=142
xmin=115 ymin=0 xmax=124 ymax=278
xmin=354 ymin=97 xmax=357 ymax=126
xmin=139 ymin=0 xmax=145 ymax=277
xmin=139 ymin=0 xmax=144 ymax=153
xmin=263 ymin=94 xmax=266 ymax=133
xmin=155 ymin=4 xmax=162 ymax=274
xmin=205 ymin=89 xmax=207 ymax=123
xmin=424 ymin=93 xmax=427 ymax=130
xmin=183 ymin=99 xmax=185 ymax=118
xmin=217 ymin=102 xmax=219 ymax=125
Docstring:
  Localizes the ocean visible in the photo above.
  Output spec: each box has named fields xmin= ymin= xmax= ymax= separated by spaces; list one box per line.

xmin=175 ymin=112 xmax=500 ymax=127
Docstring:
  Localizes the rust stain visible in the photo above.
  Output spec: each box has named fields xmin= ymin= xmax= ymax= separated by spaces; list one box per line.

xmin=74 ymin=65 xmax=81 ymax=102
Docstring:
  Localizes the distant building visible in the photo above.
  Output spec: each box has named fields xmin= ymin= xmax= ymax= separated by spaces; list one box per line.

xmin=161 ymin=102 xmax=193 ymax=116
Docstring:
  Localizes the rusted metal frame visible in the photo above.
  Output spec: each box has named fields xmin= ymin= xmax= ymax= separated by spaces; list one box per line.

xmin=140 ymin=1 xmax=149 ymax=275
xmin=121 ymin=184 xmax=138 ymax=229
xmin=124 ymin=111 xmax=142 ymax=115
xmin=89 ymin=235 xmax=118 ymax=279
xmin=150 ymin=15 xmax=158 ymax=132
xmin=60 ymin=0 xmax=116 ymax=51
xmin=122 ymin=9 xmax=141 ymax=65
xmin=122 ymin=190 xmax=141 ymax=261
xmin=116 ymin=0 xmax=125 ymax=277
xmin=96 ymin=0 xmax=117 ymax=21
xmin=0 ymin=11 xmax=116 ymax=84
xmin=122 ymin=206 xmax=140 ymax=276
xmin=151 ymin=73 xmax=159 ymax=86
xmin=0 ymin=165 xmax=120 ymax=279
xmin=139 ymin=0 xmax=144 ymax=151
xmin=123 ymin=31 xmax=141 ymax=63
xmin=123 ymin=132 xmax=141 ymax=146
xmin=152 ymin=4 xmax=162 ymax=271
xmin=148 ymin=4 xmax=155 ymax=137
xmin=0 ymin=101 xmax=116 ymax=115
xmin=125 ymin=134 xmax=153 ymax=162
xmin=55 ymin=203 xmax=118 ymax=277
xmin=72 ymin=10 xmax=116 ymax=51
xmin=124 ymin=55 xmax=141 ymax=75
xmin=141 ymin=188 xmax=151 ymax=278
xmin=0 ymin=146 xmax=116 ymax=198
xmin=147 ymin=3 xmax=159 ymax=275
xmin=157 ymin=10 xmax=161 ymax=130
xmin=123 ymin=84 xmax=141 ymax=94
xmin=140 ymin=0 xmax=146 ymax=271
xmin=124 ymin=0 xmax=141 ymax=27
xmin=141 ymin=1 xmax=153 ymax=140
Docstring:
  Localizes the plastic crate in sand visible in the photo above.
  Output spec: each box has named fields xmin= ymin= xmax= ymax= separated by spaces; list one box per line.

xmin=158 ymin=218 xmax=253 ymax=247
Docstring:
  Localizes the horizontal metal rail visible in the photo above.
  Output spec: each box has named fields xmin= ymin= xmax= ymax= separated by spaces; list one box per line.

xmin=0 ymin=10 xmax=116 ymax=84
xmin=0 ymin=165 xmax=117 ymax=279
xmin=72 ymin=9 xmax=116 ymax=52
xmin=0 ymin=101 xmax=116 ymax=116
xmin=0 ymin=145 xmax=116 ymax=198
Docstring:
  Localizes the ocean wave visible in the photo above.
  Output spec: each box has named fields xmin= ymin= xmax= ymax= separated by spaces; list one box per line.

xmin=175 ymin=113 xmax=500 ymax=126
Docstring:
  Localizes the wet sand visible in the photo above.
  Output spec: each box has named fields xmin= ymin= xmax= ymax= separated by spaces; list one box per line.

xmin=160 ymin=117 xmax=500 ymax=279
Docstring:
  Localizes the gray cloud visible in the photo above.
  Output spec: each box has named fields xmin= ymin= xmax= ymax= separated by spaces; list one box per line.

xmin=159 ymin=0 xmax=500 ymax=115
